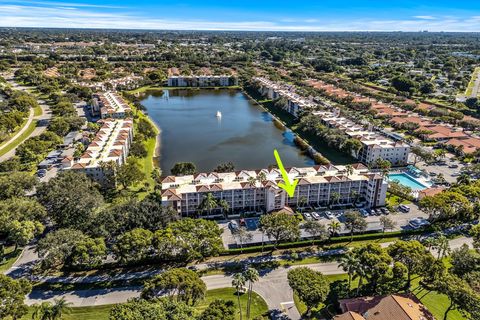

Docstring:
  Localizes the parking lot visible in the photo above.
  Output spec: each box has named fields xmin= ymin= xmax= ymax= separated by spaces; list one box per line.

xmin=220 ymin=203 xmax=429 ymax=248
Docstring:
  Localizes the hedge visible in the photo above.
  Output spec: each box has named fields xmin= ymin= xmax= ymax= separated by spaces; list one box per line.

xmin=221 ymin=227 xmax=431 ymax=255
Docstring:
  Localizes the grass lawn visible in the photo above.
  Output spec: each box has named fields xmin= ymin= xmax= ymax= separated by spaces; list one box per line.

xmin=386 ymin=193 xmax=411 ymax=207
xmin=0 ymin=119 xmax=37 ymax=157
xmin=22 ymin=304 xmax=114 ymax=320
xmin=22 ymin=288 xmax=268 ymax=320
xmin=0 ymin=246 xmax=21 ymax=273
xmin=33 ymin=104 xmax=43 ymax=117
xmin=465 ymin=67 xmax=480 ymax=97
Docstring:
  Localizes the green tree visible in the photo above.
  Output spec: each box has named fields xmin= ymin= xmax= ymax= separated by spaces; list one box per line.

xmin=287 ymin=267 xmax=330 ymax=315
xmin=344 ymin=211 xmax=367 ymax=240
xmin=36 ymin=171 xmax=104 ymax=231
xmin=0 ymin=274 xmax=32 ymax=320
xmin=113 ymin=228 xmax=153 ymax=264
xmin=171 ymin=162 xmax=197 ymax=176
xmin=232 ymin=273 xmax=246 ymax=320
xmin=0 ymin=172 xmax=37 ymax=200
xmin=142 ymin=268 xmax=206 ymax=306
xmin=303 ymin=221 xmax=328 ymax=246
xmin=338 ymin=253 xmax=359 ymax=293
xmin=36 ymin=228 xmax=87 ymax=270
xmin=117 ymin=159 xmax=146 ymax=189
xmin=199 ymin=299 xmax=236 ymax=320
xmin=8 ymin=220 xmax=44 ymax=250
xmin=259 ymin=212 xmax=300 ymax=248
xmin=328 ymin=220 xmax=341 ymax=236
xmin=243 ymin=267 xmax=259 ymax=319
xmin=109 ymin=298 xmax=194 ymax=320
xmin=379 ymin=216 xmax=396 ymax=233
xmin=214 ymin=162 xmax=235 ymax=173
xmin=387 ymin=240 xmax=434 ymax=289
xmin=198 ymin=193 xmax=218 ymax=216
xmin=69 ymin=237 xmax=107 ymax=267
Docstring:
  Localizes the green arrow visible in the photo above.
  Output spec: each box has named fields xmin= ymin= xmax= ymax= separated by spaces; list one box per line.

xmin=273 ymin=149 xmax=298 ymax=197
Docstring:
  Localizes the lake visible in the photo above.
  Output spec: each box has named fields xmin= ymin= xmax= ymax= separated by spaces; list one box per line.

xmin=140 ymin=89 xmax=315 ymax=173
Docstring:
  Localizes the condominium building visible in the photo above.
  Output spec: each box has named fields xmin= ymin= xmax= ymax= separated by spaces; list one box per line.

xmin=313 ymin=111 xmax=410 ymax=166
xmin=91 ymin=91 xmax=132 ymax=119
xmin=254 ymin=77 xmax=316 ymax=117
xmin=62 ymin=118 xmax=134 ymax=185
xmin=167 ymin=75 xmax=237 ymax=87
xmin=161 ymin=163 xmax=387 ymax=217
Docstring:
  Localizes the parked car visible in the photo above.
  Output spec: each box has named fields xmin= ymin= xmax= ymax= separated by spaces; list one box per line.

xmin=303 ymin=212 xmax=312 ymax=220
xmin=399 ymin=204 xmax=410 ymax=212
xmin=429 ymin=172 xmax=437 ymax=176
xmin=228 ymin=220 xmax=239 ymax=231
xmin=409 ymin=218 xmax=430 ymax=229
xmin=325 ymin=211 xmax=335 ymax=219
xmin=380 ymin=208 xmax=390 ymax=215
xmin=451 ymin=172 xmax=461 ymax=177
xmin=370 ymin=209 xmax=376 ymax=215
xmin=311 ymin=212 xmax=320 ymax=220
xmin=359 ymin=209 xmax=369 ymax=217
xmin=448 ymin=164 xmax=459 ymax=169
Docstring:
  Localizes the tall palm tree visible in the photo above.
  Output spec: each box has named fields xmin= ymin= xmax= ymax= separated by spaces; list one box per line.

xmin=434 ymin=235 xmax=451 ymax=259
xmin=338 ymin=253 xmax=359 ymax=295
xmin=298 ymin=196 xmax=308 ymax=210
xmin=328 ymin=220 xmax=341 ymax=237
xmin=219 ymin=199 xmax=230 ymax=219
xmin=232 ymin=273 xmax=246 ymax=320
xmin=349 ymin=190 xmax=359 ymax=205
xmin=243 ymin=267 xmax=260 ymax=319
xmin=330 ymin=191 xmax=340 ymax=207
xmin=353 ymin=263 xmax=367 ymax=296
xmin=198 ymin=193 xmax=218 ymax=217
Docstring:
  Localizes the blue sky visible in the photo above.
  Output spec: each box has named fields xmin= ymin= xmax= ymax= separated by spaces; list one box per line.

xmin=0 ymin=0 xmax=479 ymax=31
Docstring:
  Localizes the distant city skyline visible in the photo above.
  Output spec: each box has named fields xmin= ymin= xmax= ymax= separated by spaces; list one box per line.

xmin=0 ymin=0 xmax=479 ymax=31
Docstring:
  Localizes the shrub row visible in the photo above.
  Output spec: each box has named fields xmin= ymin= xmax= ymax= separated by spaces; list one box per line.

xmin=221 ymin=227 xmax=430 ymax=255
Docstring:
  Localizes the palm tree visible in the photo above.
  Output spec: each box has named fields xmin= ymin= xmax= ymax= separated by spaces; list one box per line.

xmin=198 ymin=193 xmax=218 ymax=217
xmin=353 ymin=263 xmax=367 ymax=296
xmin=50 ymin=297 xmax=72 ymax=320
xmin=232 ymin=273 xmax=246 ymax=320
xmin=32 ymin=298 xmax=71 ymax=320
xmin=330 ymin=191 xmax=340 ymax=207
xmin=345 ymin=164 xmax=354 ymax=178
xmin=434 ymin=235 xmax=451 ymax=259
xmin=349 ymin=190 xmax=359 ymax=205
xmin=247 ymin=176 xmax=257 ymax=211
xmin=457 ymin=174 xmax=471 ymax=185
xmin=298 ymin=196 xmax=308 ymax=210
xmin=338 ymin=253 xmax=359 ymax=294
xmin=32 ymin=302 xmax=53 ymax=320
xmin=328 ymin=220 xmax=341 ymax=236
xmin=219 ymin=199 xmax=230 ymax=219
xmin=243 ymin=267 xmax=260 ymax=319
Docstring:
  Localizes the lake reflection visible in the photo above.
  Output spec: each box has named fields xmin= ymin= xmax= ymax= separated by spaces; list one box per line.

xmin=140 ymin=89 xmax=314 ymax=173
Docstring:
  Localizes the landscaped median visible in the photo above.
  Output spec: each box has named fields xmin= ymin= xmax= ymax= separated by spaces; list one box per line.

xmin=0 ymin=119 xmax=37 ymax=158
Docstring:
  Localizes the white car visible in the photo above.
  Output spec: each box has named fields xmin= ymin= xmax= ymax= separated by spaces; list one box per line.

xmin=325 ymin=211 xmax=335 ymax=219
xmin=311 ymin=212 xmax=320 ymax=220
xmin=303 ymin=212 xmax=312 ymax=220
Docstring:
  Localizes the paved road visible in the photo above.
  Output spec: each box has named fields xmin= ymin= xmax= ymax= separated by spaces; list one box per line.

xmin=21 ymin=236 xmax=474 ymax=320
xmin=0 ymin=79 xmax=52 ymax=162
xmin=470 ymin=68 xmax=480 ymax=98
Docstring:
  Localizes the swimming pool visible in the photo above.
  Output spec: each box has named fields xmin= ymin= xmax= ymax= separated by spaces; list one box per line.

xmin=388 ymin=173 xmax=429 ymax=191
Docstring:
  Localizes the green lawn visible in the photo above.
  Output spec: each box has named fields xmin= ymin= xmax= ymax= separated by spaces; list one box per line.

xmin=33 ymin=104 xmax=43 ymax=117
xmin=22 ymin=288 xmax=268 ymax=320
xmin=22 ymin=304 xmax=114 ymax=320
xmin=465 ymin=67 xmax=480 ymax=97
xmin=0 ymin=246 xmax=21 ymax=273
xmin=0 ymin=119 xmax=37 ymax=157
xmin=386 ymin=193 xmax=411 ymax=207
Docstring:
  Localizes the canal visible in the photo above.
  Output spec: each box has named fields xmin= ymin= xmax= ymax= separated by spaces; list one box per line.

xmin=141 ymin=89 xmax=326 ymax=173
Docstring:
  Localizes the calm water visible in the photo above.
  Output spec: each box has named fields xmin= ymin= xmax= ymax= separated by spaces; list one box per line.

xmin=141 ymin=89 xmax=314 ymax=173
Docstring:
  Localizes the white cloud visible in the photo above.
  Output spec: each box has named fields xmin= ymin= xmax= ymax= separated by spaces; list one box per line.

xmin=0 ymin=4 xmax=479 ymax=31
xmin=413 ymin=15 xmax=436 ymax=20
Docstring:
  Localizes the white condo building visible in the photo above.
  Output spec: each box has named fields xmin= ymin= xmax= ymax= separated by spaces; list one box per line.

xmin=313 ymin=111 xmax=410 ymax=166
xmin=91 ymin=91 xmax=132 ymax=119
xmin=168 ymin=75 xmax=237 ymax=87
xmin=254 ymin=77 xmax=316 ymax=117
xmin=62 ymin=118 xmax=134 ymax=185
xmin=161 ymin=164 xmax=387 ymax=217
